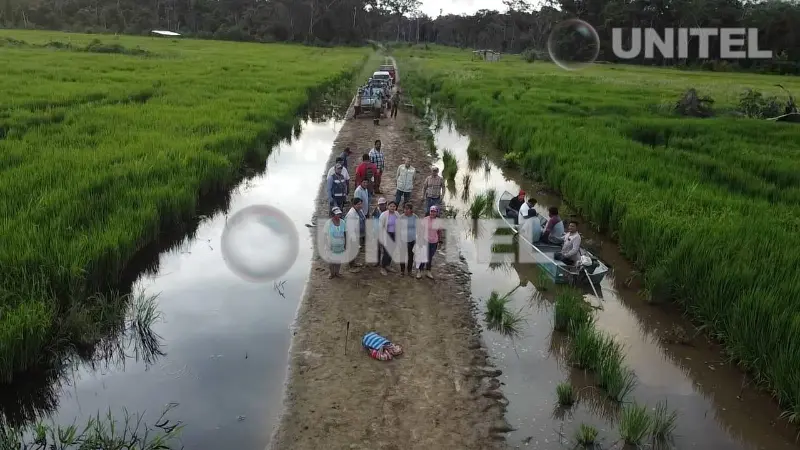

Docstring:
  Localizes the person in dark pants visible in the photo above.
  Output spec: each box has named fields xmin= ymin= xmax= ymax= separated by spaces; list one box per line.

xmin=390 ymin=90 xmax=399 ymax=118
xmin=377 ymin=201 xmax=400 ymax=276
xmin=397 ymin=202 xmax=419 ymax=276
xmin=505 ymin=190 xmax=525 ymax=224
xmin=371 ymin=198 xmax=388 ymax=266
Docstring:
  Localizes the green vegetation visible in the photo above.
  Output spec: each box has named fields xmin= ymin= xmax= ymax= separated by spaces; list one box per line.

xmin=398 ymin=45 xmax=800 ymax=421
xmin=618 ymin=403 xmax=653 ymax=446
xmin=574 ymin=423 xmax=599 ymax=446
xmin=1 ymin=403 xmax=183 ymax=449
xmin=555 ymin=382 xmax=575 ymax=406
xmin=441 ymin=149 xmax=458 ymax=180
xmin=553 ymin=290 xmax=593 ymax=332
xmin=0 ymin=30 xmax=367 ymax=381
xmin=650 ymin=400 xmax=678 ymax=442
xmin=483 ymin=291 xmax=524 ymax=337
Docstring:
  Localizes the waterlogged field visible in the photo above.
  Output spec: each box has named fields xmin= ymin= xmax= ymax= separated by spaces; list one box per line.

xmin=0 ymin=29 xmax=366 ymax=382
xmin=397 ymin=46 xmax=800 ymax=423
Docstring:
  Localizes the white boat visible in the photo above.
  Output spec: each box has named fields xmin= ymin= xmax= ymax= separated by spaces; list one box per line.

xmin=496 ymin=191 xmax=609 ymax=287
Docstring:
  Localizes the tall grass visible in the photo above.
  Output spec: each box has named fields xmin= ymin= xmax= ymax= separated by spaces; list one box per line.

xmin=0 ymin=403 xmax=183 ymax=449
xmin=398 ymin=47 xmax=800 ymax=419
xmin=0 ymin=30 xmax=368 ymax=381
xmin=618 ymin=402 xmax=652 ymax=446
xmin=555 ymin=382 xmax=575 ymax=406
xmin=553 ymin=290 xmax=593 ymax=332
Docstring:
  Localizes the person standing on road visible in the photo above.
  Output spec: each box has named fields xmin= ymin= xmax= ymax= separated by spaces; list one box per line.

xmin=339 ymin=146 xmax=353 ymax=170
xmin=395 ymin=157 xmax=415 ymax=206
xmin=326 ymin=164 xmax=348 ymax=214
xmin=355 ymin=153 xmax=378 ymax=195
xmin=390 ymin=90 xmax=400 ymax=118
xmin=397 ymin=202 xmax=419 ymax=277
xmin=345 ymin=197 xmax=367 ymax=272
xmin=417 ymin=205 xmax=443 ymax=279
xmin=378 ymin=201 xmax=401 ymax=276
xmin=369 ymin=140 xmax=385 ymax=194
xmin=327 ymin=157 xmax=350 ymax=182
xmin=371 ymin=198 xmax=388 ymax=266
xmin=354 ymin=179 xmax=370 ymax=213
xmin=422 ymin=167 xmax=444 ymax=216
xmin=325 ymin=207 xmax=347 ymax=279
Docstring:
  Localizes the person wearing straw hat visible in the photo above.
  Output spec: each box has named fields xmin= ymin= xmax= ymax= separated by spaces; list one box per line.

xmin=325 ymin=207 xmax=347 ymax=278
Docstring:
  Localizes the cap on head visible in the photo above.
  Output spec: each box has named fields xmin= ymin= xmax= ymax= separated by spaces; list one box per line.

xmin=378 ymin=197 xmax=387 ymax=204
xmin=429 ymin=205 xmax=438 ymax=212
xmin=332 ymin=207 xmax=342 ymax=215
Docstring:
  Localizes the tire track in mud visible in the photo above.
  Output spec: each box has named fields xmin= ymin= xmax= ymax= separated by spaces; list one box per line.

xmin=269 ymin=66 xmax=509 ymax=450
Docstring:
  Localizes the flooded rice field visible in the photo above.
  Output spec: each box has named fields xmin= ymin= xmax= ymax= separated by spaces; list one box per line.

xmin=0 ymin=118 xmax=343 ymax=449
xmin=426 ymin=113 xmax=799 ymax=450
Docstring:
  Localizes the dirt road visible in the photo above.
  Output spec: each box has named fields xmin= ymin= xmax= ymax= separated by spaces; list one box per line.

xmin=269 ymin=67 xmax=509 ymax=450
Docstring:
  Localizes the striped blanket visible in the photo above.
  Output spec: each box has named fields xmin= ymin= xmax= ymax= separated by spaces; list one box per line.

xmin=362 ymin=331 xmax=403 ymax=361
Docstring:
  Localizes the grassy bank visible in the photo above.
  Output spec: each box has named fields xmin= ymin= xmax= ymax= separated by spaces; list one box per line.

xmin=396 ymin=45 xmax=800 ymax=422
xmin=0 ymin=29 xmax=367 ymax=381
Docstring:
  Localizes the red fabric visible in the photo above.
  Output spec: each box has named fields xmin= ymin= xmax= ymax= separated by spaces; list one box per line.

xmin=355 ymin=161 xmax=379 ymax=187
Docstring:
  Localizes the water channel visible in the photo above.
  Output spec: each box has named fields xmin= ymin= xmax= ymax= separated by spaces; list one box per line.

xmin=426 ymin=111 xmax=798 ymax=450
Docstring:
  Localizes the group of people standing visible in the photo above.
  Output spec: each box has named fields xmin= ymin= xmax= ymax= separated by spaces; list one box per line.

xmin=505 ymin=190 xmax=583 ymax=266
xmin=323 ymin=140 xmax=447 ymax=279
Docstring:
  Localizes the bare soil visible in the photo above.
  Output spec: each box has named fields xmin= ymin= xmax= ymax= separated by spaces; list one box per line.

xmin=269 ymin=76 xmax=509 ymax=450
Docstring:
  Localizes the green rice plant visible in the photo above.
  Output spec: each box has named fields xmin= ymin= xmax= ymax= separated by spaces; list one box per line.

xmin=553 ymin=290 xmax=593 ymax=333
xmin=467 ymin=192 xmax=490 ymax=219
xmin=442 ymin=149 xmax=458 ymax=180
xmin=574 ymin=423 xmax=599 ymax=446
xmin=483 ymin=291 xmax=525 ymax=337
xmin=555 ymin=382 xmax=575 ymax=406
xmin=618 ymin=402 xmax=653 ymax=446
xmin=568 ymin=323 xmax=602 ymax=370
xmin=461 ymin=173 xmax=472 ymax=202
xmin=650 ymin=400 xmax=678 ymax=442
xmin=0 ymin=30 xmax=368 ymax=381
xmin=597 ymin=357 xmax=637 ymax=402
xmin=397 ymin=48 xmax=800 ymax=417
xmin=0 ymin=403 xmax=183 ymax=449
xmin=466 ymin=140 xmax=482 ymax=162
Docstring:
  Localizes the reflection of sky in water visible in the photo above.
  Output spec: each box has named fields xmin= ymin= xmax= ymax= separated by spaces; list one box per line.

xmin=428 ymin=118 xmax=793 ymax=450
xmin=46 ymin=120 xmax=342 ymax=450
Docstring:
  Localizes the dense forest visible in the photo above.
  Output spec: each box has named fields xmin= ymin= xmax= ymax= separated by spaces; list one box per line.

xmin=1 ymin=0 xmax=798 ymax=72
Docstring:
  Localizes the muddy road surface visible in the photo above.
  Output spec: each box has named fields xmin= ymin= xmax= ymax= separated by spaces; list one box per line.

xmin=269 ymin=93 xmax=508 ymax=449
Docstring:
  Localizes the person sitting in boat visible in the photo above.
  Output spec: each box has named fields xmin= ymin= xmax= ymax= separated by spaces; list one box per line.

xmin=505 ymin=190 xmax=526 ymax=223
xmin=541 ymin=206 xmax=565 ymax=244
xmin=518 ymin=198 xmax=538 ymax=225
xmin=554 ymin=220 xmax=581 ymax=266
xmin=519 ymin=208 xmax=542 ymax=243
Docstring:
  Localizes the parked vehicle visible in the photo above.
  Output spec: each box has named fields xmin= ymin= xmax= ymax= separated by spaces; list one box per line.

xmin=372 ymin=71 xmax=392 ymax=87
xmin=379 ymin=64 xmax=396 ymax=83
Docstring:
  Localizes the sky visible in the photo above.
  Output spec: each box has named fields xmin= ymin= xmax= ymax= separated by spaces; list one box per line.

xmin=419 ymin=0 xmax=508 ymax=18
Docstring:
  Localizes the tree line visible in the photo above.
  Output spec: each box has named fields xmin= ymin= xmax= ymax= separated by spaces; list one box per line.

xmin=1 ymin=0 xmax=798 ymax=73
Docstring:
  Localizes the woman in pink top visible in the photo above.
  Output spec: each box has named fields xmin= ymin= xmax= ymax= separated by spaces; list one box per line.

xmin=416 ymin=205 xmax=443 ymax=279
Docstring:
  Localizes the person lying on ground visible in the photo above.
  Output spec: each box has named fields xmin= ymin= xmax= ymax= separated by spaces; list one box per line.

xmin=327 ymin=156 xmax=350 ymax=181
xmin=396 ymin=202 xmax=419 ymax=277
xmin=371 ymin=197 xmax=388 ymax=267
xmin=325 ymin=207 xmax=347 ymax=279
xmin=417 ymin=205 xmax=444 ymax=280
xmin=326 ymin=164 xmax=348 ymax=214
xmin=369 ymin=140 xmax=385 ymax=194
xmin=505 ymin=190 xmax=525 ymax=224
xmin=554 ymin=220 xmax=582 ymax=266
xmin=423 ymin=166 xmax=444 ymax=215
xmin=354 ymin=179 xmax=370 ymax=213
xmin=395 ymin=157 xmax=415 ymax=206
xmin=541 ymin=206 xmax=565 ymax=244
xmin=355 ymin=153 xmax=378 ymax=195
xmin=378 ymin=201 xmax=401 ymax=276
xmin=519 ymin=208 xmax=542 ymax=244
xmin=345 ymin=197 xmax=367 ymax=273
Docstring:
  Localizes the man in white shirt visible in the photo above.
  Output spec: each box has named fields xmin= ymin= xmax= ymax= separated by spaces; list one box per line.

xmin=395 ymin=157 xmax=415 ymax=206
xmin=517 ymin=198 xmax=537 ymax=226
xmin=555 ymin=220 xmax=582 ymax=266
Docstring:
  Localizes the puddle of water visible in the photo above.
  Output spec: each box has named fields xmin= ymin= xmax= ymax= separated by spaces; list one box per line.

xmin=0 ymin=119 xmax=342 ymax=448
xmin=428 ymin=115 xmax=799 ymax=450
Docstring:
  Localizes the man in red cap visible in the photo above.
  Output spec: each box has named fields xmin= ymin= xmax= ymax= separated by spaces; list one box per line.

xmin=505 ymin=190 xmax=526 ymax=224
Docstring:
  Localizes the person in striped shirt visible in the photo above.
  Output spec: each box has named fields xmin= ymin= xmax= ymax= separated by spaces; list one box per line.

xmin=368 ymin=140 xmax=385 ymax=194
